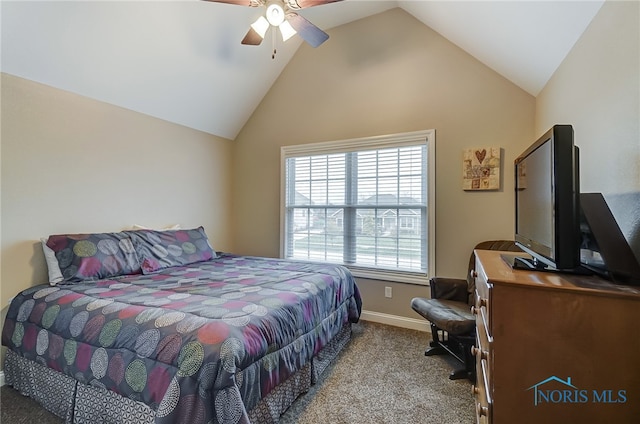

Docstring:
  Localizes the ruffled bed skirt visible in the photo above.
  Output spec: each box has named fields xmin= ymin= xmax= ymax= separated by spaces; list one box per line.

xmin=4 ymin=323 xmax=351 ymax=424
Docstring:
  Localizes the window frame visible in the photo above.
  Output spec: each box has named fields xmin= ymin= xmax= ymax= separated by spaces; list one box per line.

xmin=280 ymin=130 xmax=436 ymax=285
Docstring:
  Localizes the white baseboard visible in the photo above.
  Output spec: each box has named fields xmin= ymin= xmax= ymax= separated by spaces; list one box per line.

xmin=360 ymin=310 xmax=430 ymax=332
xmin=0 ymin=371 xmax=5 ymax=387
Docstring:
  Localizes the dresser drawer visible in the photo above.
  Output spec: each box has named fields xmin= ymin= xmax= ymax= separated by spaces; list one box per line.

xmin=474 ymin=317 xmax=492 ymax=393
xmin=474 ymin=290 xmax=491 ymax=340
xmin=474 ymin=257 xmax=492 ymax=336
xmin=474 ymin=333 xmax=492 ymax=424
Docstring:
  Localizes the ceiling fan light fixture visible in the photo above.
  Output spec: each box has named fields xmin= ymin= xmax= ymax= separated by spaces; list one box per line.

xmin=212 ymin=0 xmax=334 ymax=49
xmin=266 ymin=3 xmax=285 ymax=27
xmin=279 ymin=20 xmax=297 ymax=41
xmin=250 ymin=15 xmax=270 ymax=39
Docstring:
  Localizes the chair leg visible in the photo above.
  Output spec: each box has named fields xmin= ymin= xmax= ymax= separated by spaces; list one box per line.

xmin=425 ymin=324 xmax=447 ymax=356
xmin=425 ymin=345 xmax=447 ymax=356
xmin=421 ymin=324 xmax=476 ymax=382
xmin=464 ymin=342 xmax=476 ymax=383
xmin=449 ymin=368 xmax=471 ymax=380
xmin=429 ymin=323 xmax=440 ymax=345
xmin=449 ymin=340 xmax=476 ymax=382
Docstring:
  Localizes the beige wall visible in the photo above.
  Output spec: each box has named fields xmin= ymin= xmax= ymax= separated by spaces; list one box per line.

xmin=0 ymin=73 xmax=234 ymax=309
xmin=232 ymin=9 xmax=535 ymax=319
xmin=536 ymin=0 xmax=640 ymax=258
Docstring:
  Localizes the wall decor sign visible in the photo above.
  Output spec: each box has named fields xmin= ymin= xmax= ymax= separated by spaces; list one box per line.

xmin=463 ymin=146 xmax=501 ymax=190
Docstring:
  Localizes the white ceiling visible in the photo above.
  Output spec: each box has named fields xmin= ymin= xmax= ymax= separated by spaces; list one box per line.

xmin=1 ymin=0 xmax=604 ymax=140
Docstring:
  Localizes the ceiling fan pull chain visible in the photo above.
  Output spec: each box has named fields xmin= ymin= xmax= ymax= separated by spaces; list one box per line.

xmin=272 ymin=26 xmax=277 ymax=59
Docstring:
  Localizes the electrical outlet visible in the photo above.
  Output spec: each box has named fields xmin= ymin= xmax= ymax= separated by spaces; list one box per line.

xmin=385 ymin=286 xmax=392 ymax=298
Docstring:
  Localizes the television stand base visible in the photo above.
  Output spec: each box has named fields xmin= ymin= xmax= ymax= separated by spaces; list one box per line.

xmin=512 ymin=256 xmax=547 ymax=270
xmin=508 ymin=255 xmax=593 ymax=276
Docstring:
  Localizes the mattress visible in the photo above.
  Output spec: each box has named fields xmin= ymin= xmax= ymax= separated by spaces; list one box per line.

xmin=2 ymin=254 xmax=362 ymax=424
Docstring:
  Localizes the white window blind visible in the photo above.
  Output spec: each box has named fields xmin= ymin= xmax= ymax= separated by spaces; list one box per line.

xmin=281 ymin=130 xmax=435 ymax=283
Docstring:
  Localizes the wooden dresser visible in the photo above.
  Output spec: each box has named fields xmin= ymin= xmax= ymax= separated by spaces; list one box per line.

xmin=472 ymin=249 xmax=640 ymax=424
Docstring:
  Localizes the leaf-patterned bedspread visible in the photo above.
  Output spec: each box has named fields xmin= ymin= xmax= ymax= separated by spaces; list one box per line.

xmin=2 ymin=254 xmax=362 ymax=424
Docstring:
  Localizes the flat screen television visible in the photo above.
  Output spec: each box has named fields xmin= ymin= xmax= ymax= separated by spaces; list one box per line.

xmin=513 ymin=125 xmax=581 ymax=271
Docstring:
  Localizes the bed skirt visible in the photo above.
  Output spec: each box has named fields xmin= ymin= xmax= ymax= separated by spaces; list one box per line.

xmin=4 ymin=323 xmax=352 ymax=424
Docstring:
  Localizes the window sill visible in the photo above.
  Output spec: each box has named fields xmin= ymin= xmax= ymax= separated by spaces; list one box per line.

xmin=348 ymin=267 xmax=430 ymax=286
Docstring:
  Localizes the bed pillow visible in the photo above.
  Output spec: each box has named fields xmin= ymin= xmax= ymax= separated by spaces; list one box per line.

xmin=41 ymin=237 xmax=64 ymax=286
xmin=45 ymin=232 xmax=141 ymax=282
xmin=127 ymin=226 xmax=217 ymax=274
xmin=129 ymin=224 xmax=181 ymax=231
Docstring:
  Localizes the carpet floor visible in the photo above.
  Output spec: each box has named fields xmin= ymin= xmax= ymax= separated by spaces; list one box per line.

xmin=1 ymin=321 xmax=475 ymax=423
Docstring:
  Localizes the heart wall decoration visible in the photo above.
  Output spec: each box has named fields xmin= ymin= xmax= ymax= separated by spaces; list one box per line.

xmin=462 ymin=146 xmax=501 ymax=190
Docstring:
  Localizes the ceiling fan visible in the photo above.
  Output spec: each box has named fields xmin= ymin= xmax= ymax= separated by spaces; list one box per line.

xmin=205 ymin=0 xmax=342 ymax=52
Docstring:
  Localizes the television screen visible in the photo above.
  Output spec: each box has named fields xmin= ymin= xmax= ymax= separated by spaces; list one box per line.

xmin=515 ymin=139 xmax=552 ymax=259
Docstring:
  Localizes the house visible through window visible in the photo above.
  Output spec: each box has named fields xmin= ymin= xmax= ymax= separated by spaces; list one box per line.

xmin=281 ymin=130 xmax=435 ymax=284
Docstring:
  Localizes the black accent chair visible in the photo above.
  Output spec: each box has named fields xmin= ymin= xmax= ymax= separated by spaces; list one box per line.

xmin=411 ymin=240 xmax=521 ymax=381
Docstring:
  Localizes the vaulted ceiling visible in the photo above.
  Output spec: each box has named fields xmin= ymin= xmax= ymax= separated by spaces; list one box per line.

xmin=1 ymin=0 xmax=604 ymax=140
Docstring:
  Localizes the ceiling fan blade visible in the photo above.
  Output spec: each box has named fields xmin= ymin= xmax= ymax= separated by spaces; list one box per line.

xmin=286 ymin=13 xmax=329 ymax=48
xmin=285 ymin=0 xmax=342 ymax=10
xmin=241 ymin=27 xmax=264 ymax=45
xmin=202 ymin=0 xmax=264 ymax=6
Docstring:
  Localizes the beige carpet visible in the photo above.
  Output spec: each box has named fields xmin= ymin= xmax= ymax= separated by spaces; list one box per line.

xmin=280 ymin=321 xmax=474 ymax=423
xmin=1 ymin=321 xmax=474 ymax=423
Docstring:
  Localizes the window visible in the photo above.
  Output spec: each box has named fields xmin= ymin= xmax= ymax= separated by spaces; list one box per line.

xmin=280 ymin=130 xmax=435 ymax=284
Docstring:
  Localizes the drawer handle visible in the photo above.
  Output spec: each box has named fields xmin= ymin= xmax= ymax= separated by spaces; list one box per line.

xmin=472 ymin=385 xmax=479 ymax=395
xmin=471 ymin=346 xmax=488 ymax=360
xmin=479 ymin=298 xmax=488 ymax=307
xmin=477 ymin=403 xmax=489 ymax=417
xmin=470 ymin=270 xmax=478 ymax=279
xmin=471 ymin=306 xmax=478 ymax=315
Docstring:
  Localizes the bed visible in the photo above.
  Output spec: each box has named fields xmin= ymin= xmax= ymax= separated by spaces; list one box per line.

xmin=1 ymin=227 xmax=362 ymax=424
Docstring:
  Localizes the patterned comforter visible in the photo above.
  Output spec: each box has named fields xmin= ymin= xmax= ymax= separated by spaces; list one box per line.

xmin=2 ymin=254 xmax=362 ymax=424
